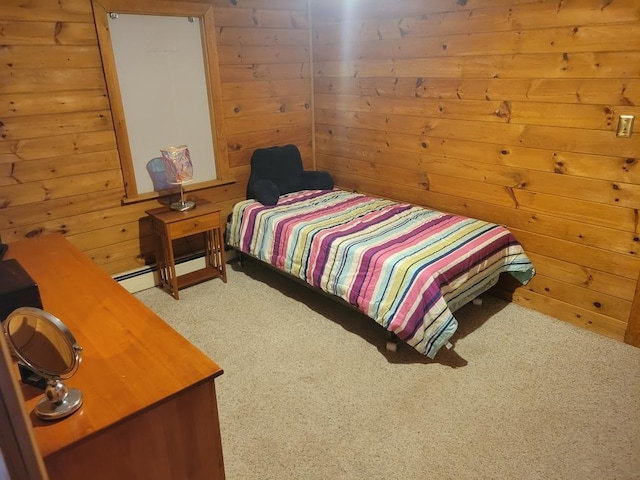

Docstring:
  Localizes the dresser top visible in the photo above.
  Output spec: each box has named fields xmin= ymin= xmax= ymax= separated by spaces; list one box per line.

xmin=5 ymin=233 xmax=223 ymax=457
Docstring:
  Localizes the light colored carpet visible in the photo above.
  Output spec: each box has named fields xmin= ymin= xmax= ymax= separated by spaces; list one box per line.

xmin=135 ymin=259 xmax=640 ymax=480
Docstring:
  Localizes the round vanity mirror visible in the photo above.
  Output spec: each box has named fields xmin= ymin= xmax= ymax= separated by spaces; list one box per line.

xmin=4 ymin=307 xmax=83 ymax=421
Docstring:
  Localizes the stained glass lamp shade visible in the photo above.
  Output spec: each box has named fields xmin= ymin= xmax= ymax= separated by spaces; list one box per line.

xmin=161 ymin=144 xmax=195 ymax=211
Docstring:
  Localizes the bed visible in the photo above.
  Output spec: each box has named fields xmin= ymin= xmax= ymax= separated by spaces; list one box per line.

xmin=227 ymin=188 xmax=535 ymax=359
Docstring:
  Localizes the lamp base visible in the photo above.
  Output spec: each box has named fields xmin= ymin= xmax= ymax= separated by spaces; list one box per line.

xmin=169 ymin=182 xmax=195 ymax=211
xmin=170 ymin=200 xmax=196 ymax=212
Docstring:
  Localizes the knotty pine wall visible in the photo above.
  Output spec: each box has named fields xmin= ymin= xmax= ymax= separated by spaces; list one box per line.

xmin=311 ymin=0 xmax=640 ymax=345
xmin=0 ymin=0 xmax=312 ymax=275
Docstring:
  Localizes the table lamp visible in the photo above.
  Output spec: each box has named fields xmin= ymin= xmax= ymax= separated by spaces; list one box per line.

xmin=161 ymin=144 xmax=195 ymax=211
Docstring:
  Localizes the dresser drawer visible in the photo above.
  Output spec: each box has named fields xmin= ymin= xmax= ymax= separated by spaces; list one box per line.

xmin=166 ymin=211 xmax=220 ymax=237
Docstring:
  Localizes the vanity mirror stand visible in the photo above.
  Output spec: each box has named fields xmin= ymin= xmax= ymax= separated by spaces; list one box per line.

xmin=4 ymin=307 xmax=83 ymax=420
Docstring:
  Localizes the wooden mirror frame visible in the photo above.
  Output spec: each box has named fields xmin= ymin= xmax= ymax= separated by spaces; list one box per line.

xmin=0 ymin=328 xmax=48 ymax=480
xmin=92 ymin=0 xmax=232 ymax=202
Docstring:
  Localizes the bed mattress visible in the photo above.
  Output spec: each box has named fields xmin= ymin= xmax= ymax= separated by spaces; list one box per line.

xmin=228 ymin=189 xmax=535 ymax=358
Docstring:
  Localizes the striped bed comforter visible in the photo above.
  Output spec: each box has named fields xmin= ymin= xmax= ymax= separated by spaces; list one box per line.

xmin=228 ymin=189 xmax=535 ymax=358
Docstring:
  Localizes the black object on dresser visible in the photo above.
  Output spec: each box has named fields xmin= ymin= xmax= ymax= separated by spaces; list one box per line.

xmin=0 ymin=257 xmax=47 ymax=388
xmin=0 ymin=258 xmax=43 ymax=322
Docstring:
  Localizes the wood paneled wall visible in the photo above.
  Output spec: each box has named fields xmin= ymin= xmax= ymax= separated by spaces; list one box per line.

xmin=215 ymin=0 xmax=313 ymax=182
xmin=0 ymin=0 xmax=312 ymax=275
xmin=311 ymin=0 xmax=640 ymax=344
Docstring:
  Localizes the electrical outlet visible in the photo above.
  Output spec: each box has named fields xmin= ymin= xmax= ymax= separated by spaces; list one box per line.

xmin=616 ymin=115 xmax=634 ymax=137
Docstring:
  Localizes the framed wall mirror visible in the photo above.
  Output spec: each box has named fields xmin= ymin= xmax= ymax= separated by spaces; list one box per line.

xmin=92 ymin=0 xmax=231 ymax=201
xmin=0 ymin=319 xmax=48 ymax=480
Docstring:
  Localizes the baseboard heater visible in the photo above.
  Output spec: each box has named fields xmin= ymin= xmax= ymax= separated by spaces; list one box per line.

xmin=114 ymin=250 xmax=235 ymax=294
xmin=113 ymin=252 xmax=205 ymax=294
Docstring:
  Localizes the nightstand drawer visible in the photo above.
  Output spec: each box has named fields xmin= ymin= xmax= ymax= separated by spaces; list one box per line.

xmin=167 ymin=211 xmax=220 ymax=237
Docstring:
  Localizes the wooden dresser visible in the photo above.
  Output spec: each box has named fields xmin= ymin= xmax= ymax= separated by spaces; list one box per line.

xmin=4 ymin=234 xmax=225 ymax=480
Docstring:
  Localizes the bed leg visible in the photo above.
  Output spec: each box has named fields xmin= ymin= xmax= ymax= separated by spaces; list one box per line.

xmin=385 ymin=331 xmax=399 ymax=352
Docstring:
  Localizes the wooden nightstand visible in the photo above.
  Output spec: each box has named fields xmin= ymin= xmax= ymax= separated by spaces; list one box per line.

xmin=146 ymin=201 xmax=227 ymax=299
